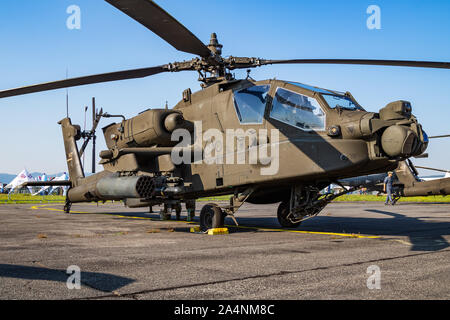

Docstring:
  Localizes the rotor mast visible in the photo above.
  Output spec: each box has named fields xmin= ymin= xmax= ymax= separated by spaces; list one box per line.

xmin=200 ymin=33 xmax=232 ymax=86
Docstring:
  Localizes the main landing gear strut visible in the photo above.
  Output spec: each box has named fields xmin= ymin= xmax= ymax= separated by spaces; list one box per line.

xmin=277 ymin=185 xmax=357 ymax=228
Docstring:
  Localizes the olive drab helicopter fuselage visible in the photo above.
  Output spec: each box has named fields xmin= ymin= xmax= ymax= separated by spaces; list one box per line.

xmin=1 ymin=0 xmax=447 ymax=231
xmin=56 ymin=77 xmax=428 ymax=230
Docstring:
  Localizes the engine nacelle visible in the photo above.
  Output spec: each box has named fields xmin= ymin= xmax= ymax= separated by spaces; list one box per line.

xmin=102 ymin=109 xmax=188 ymax=150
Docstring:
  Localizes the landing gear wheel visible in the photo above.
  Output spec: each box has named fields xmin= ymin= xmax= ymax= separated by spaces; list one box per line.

xmin=200 ymin=203 xmax=224 ymax=231
xmin=277 ymin=201 xmax=301 ymax=228
xmin=175 ymin=203 xmax=182 ymax=220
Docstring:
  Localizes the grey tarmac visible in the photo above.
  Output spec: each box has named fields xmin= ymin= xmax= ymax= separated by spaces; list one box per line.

xmin=0 ymin=201 xmax=449 ymax=300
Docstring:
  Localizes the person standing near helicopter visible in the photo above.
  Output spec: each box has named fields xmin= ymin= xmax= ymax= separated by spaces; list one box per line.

xmin=384 ymin=171 xmax=394 ymax=205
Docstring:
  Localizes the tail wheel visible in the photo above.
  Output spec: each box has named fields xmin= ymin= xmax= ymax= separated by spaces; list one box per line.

xmin=200 ymin=203 xmax=224 ymax=231
xmin=277 ymin=201 xmax=301 ymax=228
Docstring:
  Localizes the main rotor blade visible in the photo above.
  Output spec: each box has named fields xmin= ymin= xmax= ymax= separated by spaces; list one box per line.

xmin=415 ymin=166 xmax=450 ymax=174
xmin=105 ymin=0 xmax=211 ymax=58
xmin=0 ymin=65 xmax=167 ymax=98
xmin=429 ymin=134 xmax=450 ymax=139
xmin=414 ymin=153 xmax=429 ymax=159
xmin=258 ymin=59 xmax=450 ymax=70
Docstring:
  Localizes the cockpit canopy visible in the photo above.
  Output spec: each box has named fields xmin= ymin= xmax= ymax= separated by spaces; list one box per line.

xmin=270 ymin=87 xmax=325 ymax=131
xmin=232 ymin=80 xmax=363 ymax=131
xmin=287 ymin=81 xmax=363 ymax=112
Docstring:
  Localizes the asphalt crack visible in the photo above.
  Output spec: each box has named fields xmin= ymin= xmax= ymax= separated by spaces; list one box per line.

xmin=76 ymin=248 xmax=450 ymax=300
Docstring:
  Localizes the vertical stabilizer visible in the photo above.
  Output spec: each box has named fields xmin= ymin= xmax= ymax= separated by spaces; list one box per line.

xmin=58 ymin=118 xmax=85 ymax=187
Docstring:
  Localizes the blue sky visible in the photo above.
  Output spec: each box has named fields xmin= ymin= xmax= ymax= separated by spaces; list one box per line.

xmin=1 ymin=0 xmax=450 ymax=176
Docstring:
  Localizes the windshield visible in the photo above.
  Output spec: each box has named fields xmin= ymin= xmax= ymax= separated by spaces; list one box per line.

xmin=322 ymin=94 xmax=362 ymax=111
xmin=270 ymin=87 xmax=326 ymax=131
xmin=233 ymin=85 xmax=270 ymax=124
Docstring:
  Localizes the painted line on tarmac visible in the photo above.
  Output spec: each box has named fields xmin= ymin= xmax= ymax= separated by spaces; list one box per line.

xmin=30 ymin=204 xmax=165 ymax=221
xmin=228 ymin=224 xmax=380 ymax=239
xmin=30 ymin=204 xmax=195 ymax=223
xmin=30 ymin=204 xmax=380 ymax=239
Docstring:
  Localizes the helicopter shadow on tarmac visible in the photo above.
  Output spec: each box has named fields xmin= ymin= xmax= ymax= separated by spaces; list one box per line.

xmin=0 ymin=264 xmax=135 ymax=292
xmin=363 ymin=208 xmax=450 ymax=252
xmin=66 ymin=202 xmax=450 ymax=252
xmin=227 ymin=209 xmax=450 ymax=252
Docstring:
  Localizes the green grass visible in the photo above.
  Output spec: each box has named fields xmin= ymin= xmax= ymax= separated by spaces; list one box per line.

xmin=0 ymin=194 xmax=232 ymax=205
xmin=0 ymin=194 xmax=66 ymax=204
xmin=0 ymin=194 xmax=231 ymax=204
xmin=1 ymin=193 xmax=448 ymax=204
xmin=333 ymin=194 xmax=450 ymax=203
xmin=199 ymin=194 xmax=450 ymax=203
xmin=198 ymin=195 xmax=232 ymax=202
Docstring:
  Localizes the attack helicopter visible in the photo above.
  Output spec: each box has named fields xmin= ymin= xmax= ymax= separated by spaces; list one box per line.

xmin=2 ymin=0 xmax=448 ymax=231
xmin=339 ymin=159 xmax=450 ymax=204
